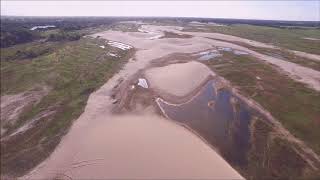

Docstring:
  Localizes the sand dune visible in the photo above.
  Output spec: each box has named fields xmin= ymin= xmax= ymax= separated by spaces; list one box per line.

xmin=145 ymin=61 xmax=215 ymax=97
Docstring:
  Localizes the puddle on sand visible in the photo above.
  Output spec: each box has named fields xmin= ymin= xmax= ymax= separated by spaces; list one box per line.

xmin=217 ymin=47 xmax=249 ymax=56
xmin=233 ymin=50 xmax=249 ymax=55
xmin=199 ymin=53 xmax=222 ymax=61
xmin=195 ymin=50 xmax=222 ymax=61
xmin=218 ymin=47 xmax=233 ymax=52
xmin=157 ymin=80 xmax=252 ymax=165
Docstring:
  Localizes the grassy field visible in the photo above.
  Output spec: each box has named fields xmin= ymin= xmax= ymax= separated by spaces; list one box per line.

xmin=1 ymin=37 xmax=133 ymax=176
xmin=184 ymin=24 xmax=320 ymax=55
xmin=242 ymin=118 xmax=319 ymax=179
xmin=203 ymin=52 xmax=320 ymax=154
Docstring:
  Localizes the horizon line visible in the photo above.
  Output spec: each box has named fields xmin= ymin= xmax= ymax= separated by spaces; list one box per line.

xmin=2 ymin=15 xmax=320 ymax=23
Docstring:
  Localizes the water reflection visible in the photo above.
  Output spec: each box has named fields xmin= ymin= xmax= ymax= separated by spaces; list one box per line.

xmin=157 ymin=80 xmax=252 ymax=165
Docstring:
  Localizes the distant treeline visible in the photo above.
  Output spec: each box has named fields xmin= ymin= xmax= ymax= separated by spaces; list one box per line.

xmin=176 ymin=17 xmax=320 ymax=28
xmin=1 ymin=16 xmax=319 ymax=48
xmin=0 ymin=27 xmax=39 ymax=48
xmin=1 ymin=17 xmax=117 ymax=48
xmin=47 ymin=31 xmax=81 ymax=42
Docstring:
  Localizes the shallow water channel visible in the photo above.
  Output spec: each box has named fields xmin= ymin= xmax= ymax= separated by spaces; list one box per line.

xmin=157 ymin=80 xmax=252 ymax=165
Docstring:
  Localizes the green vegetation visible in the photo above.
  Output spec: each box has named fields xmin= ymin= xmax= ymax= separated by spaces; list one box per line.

xmin=1 ymin=26 xmax=82 ymax=48
xmin=0 ymin=27 xmax=40 ymax=48
xmin=242 ymin=119 xmax=319 ymax=179
xmin=1 ymin=37 xmax=132 ymax=176
xmin=204 ymin=52 xmax=320 ymax=154
xmin=46 ymin=31 xmax=81 ymax=42
xmin=0 ymin=16 xmax=119 ymax=47
xmin=1 ymin=41 xmax=56 ymax=61
xmin=185 ymin=24 xmax=320 ymax=54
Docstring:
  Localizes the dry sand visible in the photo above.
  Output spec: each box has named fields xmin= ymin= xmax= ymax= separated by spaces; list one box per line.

xmin=145 ymin=61 xmax=214 ymax=97
xmin=290 ymin=50 xmax=320 ymax=62
xmin=24 ymin=114 xmax=243 ymax=179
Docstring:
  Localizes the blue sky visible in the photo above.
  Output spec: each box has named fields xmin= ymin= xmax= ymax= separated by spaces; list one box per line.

xmin=1 ymin=1 xmax=319 ymax=21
